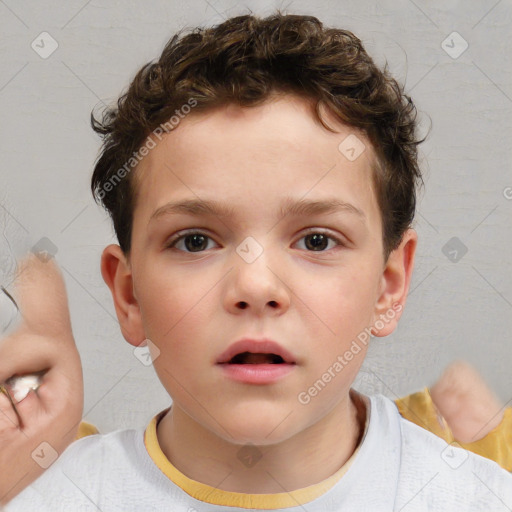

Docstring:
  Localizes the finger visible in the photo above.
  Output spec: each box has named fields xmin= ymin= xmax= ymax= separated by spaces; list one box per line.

xmin=0 ymin=332 xmax=56 ymax=383
xmin=0 ymin=387 xmax=20 ymax=433
xmin=430 ymin=360 xmax=504 ymax=442
xmin=7 ymin=252 xmax=72 ymax=337
xmin=20 ymin=368 xmax=81 ymax=432
xmin=2 ymin=373 xmax=46 ymax=432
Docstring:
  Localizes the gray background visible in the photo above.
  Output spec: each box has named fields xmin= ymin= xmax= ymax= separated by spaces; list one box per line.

xmin=1 ymin=0 xmax=511 ymax=434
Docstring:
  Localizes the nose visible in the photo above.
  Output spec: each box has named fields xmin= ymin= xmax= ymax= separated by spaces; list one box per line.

xmin=223 ymin=248 xmax=291 ymax=317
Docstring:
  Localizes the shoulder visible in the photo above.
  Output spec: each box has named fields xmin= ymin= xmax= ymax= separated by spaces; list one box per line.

xmin=370 ymin=394 xmax=512 ymax=511
xmin=5 ymin=427 xmax=144 ymax=511
xmin=46 ymin=425 xmax=144 ymax=474
xmin=65 ymin=425 xmax=141 ymax=463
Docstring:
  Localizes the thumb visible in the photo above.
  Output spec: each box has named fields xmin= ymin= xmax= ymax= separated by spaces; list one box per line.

xmin=0 ymin=253 xmax=75 ymax=384
xmin=4 ymin=252 xmax=72 ymax=340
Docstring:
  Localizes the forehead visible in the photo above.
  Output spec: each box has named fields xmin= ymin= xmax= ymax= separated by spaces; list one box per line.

xmin=132 ymin=94 xmax=380 ymax=228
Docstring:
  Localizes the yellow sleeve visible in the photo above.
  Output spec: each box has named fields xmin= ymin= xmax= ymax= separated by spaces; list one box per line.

xmin=75 ymin=421 xmax=100 ymax=439
xmin=395 ymin=387 xmax=512 ymax=472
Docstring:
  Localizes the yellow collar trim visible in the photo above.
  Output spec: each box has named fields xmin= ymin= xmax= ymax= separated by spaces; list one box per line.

xmin=144 ymin=403 xmax=369 ymax=509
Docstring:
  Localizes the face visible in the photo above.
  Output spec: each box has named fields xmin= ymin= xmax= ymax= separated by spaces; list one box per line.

xmin=103 ymin=94 xmax=416 ymax=445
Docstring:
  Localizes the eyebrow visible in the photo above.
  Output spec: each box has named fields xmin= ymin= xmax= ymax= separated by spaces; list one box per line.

xmin=149 ymin=197 xmax=366 ymax=224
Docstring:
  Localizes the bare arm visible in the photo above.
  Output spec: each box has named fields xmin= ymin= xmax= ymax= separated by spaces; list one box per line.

xmin=0 ymin=253 xmax=83 ymax=505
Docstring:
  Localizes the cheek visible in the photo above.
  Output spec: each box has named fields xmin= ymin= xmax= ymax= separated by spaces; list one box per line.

xmin=294 ymin=267 xmax=378 ymax=384
xmin=138 ymin=267 xmax=203 ymax=332
xmin=297 ymin=267 xmax=378 ymax=339
xmin=138 ymin=269 xmax=216 ymax=363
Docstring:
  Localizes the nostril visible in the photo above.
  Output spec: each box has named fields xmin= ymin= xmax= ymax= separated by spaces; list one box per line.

xmin=235 ymin=301 xmax=278 ymax=309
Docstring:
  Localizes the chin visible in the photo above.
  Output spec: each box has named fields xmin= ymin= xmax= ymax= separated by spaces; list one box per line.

xmin=226 ymin=428 xmax=292 ymax=447
xmin=216 ymin=406 xmax=298 ymax=446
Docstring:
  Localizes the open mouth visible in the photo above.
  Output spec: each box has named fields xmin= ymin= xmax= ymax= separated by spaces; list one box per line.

xmin=218 ymin=346 xmax=297 ymax=383
xmin=228 ymin=352 xmax=287 ymax=364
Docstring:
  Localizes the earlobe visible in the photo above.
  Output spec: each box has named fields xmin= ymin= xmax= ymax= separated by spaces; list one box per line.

xmin=372 ymin=229 xmax=417 ymax=337
xmin=100 ymin=244 xmax=146 ymax=346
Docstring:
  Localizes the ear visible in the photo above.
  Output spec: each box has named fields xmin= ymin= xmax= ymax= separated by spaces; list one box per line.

xmin=101 ymin=244 xmax=146 ymax=347
xmin=371 ymin=228 xmax=417 ymax=337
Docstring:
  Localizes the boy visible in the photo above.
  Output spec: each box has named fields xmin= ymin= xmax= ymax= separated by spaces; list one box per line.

xmin=6 ymin=11 xmax=512 ymax=511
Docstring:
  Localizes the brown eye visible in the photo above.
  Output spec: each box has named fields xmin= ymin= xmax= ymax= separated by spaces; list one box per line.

xmin=296 ymin=231 xmax=343 ymax=252
xmin=304 ymin=233 xmax=329 ymax=251
xmin=185 ymin=234 xmax=208 ymax=252
xmin=166 ymin=231 xmax=217 ymax=252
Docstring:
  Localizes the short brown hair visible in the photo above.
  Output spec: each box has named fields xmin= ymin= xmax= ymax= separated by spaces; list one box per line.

xmin=90 ymin=11 xmax=424 ymax=260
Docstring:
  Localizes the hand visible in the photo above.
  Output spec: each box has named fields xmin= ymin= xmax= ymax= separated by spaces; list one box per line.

xmin=0 ymin=253 xmax=84 ymax=505
xmin=430 ymin=360 xmax=505 ymax=442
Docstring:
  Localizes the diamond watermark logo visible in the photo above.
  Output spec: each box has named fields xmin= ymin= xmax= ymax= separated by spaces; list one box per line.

xmin=31 ymin=441 xmax=58 ymax=469
xmin=236 ymin=236 xmax=263 ymax=264
xmin=133 ymin=338 xmax=160 ymax=366
xmin=338 ymin=134 xmax=366 ymax=162
xmin=31 ymin=32 xmax=59 ymax=59
xmin=31 ymin=237 xmax=58 ymax=262
xmin=441 ymin=32 xmax=468 ymax=59
xmin=442 ymin=237 xmax=468 ymax=263
xmin=441 ymin=441 xmax=469 ymax=469
xmin=237 ymin=443 xmax=263 ymax=468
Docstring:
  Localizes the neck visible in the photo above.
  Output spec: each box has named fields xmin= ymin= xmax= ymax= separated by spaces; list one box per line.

xmin=156 ymin=389 xmax=368 ymax=493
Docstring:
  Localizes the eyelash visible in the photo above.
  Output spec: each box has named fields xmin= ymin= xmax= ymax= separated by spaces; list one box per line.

xmin=165 ymin=228 xmax=346 ymax=253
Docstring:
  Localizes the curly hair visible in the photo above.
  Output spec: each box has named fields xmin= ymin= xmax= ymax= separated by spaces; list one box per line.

xmin=90 ymin=11 xmax=424 ymax=260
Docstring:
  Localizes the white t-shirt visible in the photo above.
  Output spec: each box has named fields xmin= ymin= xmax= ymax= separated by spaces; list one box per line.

xmin=6 ymin=391 xmax=512 ymax=511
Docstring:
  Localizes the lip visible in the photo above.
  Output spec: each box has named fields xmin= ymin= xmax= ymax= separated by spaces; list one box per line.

xmin=216 ymin=338 xmax=297 ymax=385
xmin=215 ymin=338 xmax=297 ymax=365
